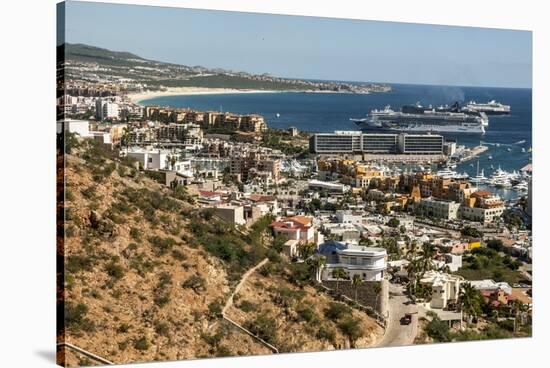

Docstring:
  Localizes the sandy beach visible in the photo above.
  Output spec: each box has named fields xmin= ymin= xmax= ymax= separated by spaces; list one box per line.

xmin=127 ymin=87 xmax=279 ymax=104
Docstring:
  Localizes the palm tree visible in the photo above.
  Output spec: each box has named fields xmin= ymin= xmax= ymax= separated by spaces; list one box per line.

xmin=170 ymin=155 xmax=177 ymax=170
xmin=406 ymin=258 xmax=422 ymax=297
xmin=509 ymin=300 xmax=527 ymax=333
xmin=309 ymin=255 xmax=326 ymax=282
xmin=332 ymin=267 xmax=347 ymax=293
xmin=351 ymin=274 xmax=363 ymax=302
xmin=459 ymin=283 xmax=483 ymax=324
xmin=420 ymin=242 xmax=436 ymax=274
xmin=298 ymin=242 xmax=315 ymax=260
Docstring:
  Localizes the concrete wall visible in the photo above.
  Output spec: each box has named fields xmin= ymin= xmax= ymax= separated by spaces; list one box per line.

xmin=321 ymin=279 xmax=389 ymax=317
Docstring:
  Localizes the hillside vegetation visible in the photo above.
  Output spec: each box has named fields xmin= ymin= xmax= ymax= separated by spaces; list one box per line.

xmin=58 ymin=138 xmax=382 ymax=366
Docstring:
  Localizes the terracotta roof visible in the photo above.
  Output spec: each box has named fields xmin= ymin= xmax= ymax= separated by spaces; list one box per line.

xmin=288 ymin=216 xmax=312 ymax=227
xmin=270 ymin=221 xmax=300 ymax=231
xmin=249 ymin=194 xmax=275 ymax=202
xmin=199 ymin=190 xmax=221 ymax=198
xmin=472 ymin=189 xmax=493 ymax=198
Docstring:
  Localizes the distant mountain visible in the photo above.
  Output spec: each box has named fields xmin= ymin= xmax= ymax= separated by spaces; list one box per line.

xmin=64 ymin=43 xmax=215 ymax=72
xmin=65 ymin=43 xmax=145 ymax=63
xmin=60 ymin=43 xmax=390 ymax=93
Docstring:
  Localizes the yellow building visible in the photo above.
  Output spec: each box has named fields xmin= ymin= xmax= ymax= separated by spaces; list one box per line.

xmin=468 ymin=240 xmax=482 ymax=249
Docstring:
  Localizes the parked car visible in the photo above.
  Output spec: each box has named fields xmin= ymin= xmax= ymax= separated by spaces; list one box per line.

xmin=400 ymin=313 xmax=413 ymax=325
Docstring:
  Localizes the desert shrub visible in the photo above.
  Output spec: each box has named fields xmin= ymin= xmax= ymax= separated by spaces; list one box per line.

xmin=118 ymin=339 xmax=130 ymax=351
xmin=154 ymin=321 xmax=170 ymax=336
xmin=258 ymin=263 xmax=273 ymax=277
xmin=215 ymin=346 xmax=232 ymax=357
xmin=133 ymin=336 xmax=149 ymax=351
xmin=65 ymin=189 xmax=75 ymax=201
xmin=316 ymin=324 xmax=336 ymax=343
xmin=65 ymin=302 xmax=95 ymax=332
xmin=266 ymin=249 xmax=282 ymax=263
xmin=201 ymin=331 xmax=223 ymax=347
xmin=244 ymin=313 xmax=277 ymax=344
xmin=272 ymin=287 xmax=306 ymax=308
xmin=171 ymin=249 xmax=187 ymax=261
xmin=129 ymin=253 xmax=155 ymax=277
xmin=65 ymin=224 xmax=77 ymax=238
xmin=181 ymin=275 xmax=206 ymax=293
xmin=148 ymin=236 xmax=176 ymax=256
xmin=81 ymin=186 xmax=96 ymax=200
xmin=154 ymin=294 xmax=170 ymax=307
xmin=104 ymin=261 xmax=125 ymax=281
xmin=238 ymin=300 xmax=258 ymax=313
xmin=111 ymin=200 xmax=133 ymax=215
xmin=297 ymin=306 xmax=318 ymax=322
xmin=129 ymin=227 xmax=142 ymax=241
xmin=208 ymin=300 xmax=223 ymax=318
xmin=337 ymin=317 xmax=364 ymax=343
xmin=66 ymin=254 xmax=94 ymax=273
xmin=324 ymin=302 xmax=352 ymax=321
xmin=157 ymin=271 xmax=172 ymax=287
xmin=117 ymin=323 xmax=131 ymax=333
xmin=287 ymin=262 xmax=313 ymax=286
xmin=117 ymin=165 xmax=127 ymax=177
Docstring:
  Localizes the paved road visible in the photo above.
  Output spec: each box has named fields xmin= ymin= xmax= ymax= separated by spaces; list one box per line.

xmin=377 ymin=283 xmax=418 ymax=347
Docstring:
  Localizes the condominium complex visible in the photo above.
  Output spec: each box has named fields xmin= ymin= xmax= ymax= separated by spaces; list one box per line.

xmin=230 ymin=152 xmax=281 ymax=183
xmin=144 ymin=106 xmax=267 ymax=133
xmin=95 ymin=98 xmax=120 ymax=120
xmin=417 ymin=198 xmax=461 ymax=220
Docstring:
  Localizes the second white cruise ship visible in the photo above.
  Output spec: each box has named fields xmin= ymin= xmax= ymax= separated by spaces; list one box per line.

xmin=464 ymin=100 xmax=511 ymax=115
xmin=351 ymin=103 xmax=487 ymax=134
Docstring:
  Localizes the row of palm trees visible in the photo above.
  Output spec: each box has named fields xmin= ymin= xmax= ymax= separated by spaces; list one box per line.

xmin=405 ymin=241 xmax=437 ymax=299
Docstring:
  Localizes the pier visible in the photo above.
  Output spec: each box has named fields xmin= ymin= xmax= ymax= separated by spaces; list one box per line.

xmin=455 ymin=145 xmax=488 ymax=163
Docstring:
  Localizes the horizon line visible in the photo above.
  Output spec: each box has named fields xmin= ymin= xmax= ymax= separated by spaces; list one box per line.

xmin=60 ymin=41 xmax=533 ymax=90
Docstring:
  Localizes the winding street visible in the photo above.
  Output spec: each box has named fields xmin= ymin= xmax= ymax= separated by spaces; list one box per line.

xmin=377 ymin=283 xmax=418 ymax=347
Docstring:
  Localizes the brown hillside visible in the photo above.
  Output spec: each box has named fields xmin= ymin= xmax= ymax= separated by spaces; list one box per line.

xmin=59 ymin=139 xmax=382 ymax=366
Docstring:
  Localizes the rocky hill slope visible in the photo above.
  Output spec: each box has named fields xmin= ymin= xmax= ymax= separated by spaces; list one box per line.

xmin=58 ymin=138 xmax=382 ymax=366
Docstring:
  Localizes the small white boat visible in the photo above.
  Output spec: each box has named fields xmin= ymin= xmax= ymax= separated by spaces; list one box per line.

xmin=276 ymin=113 xmax=280 ymax=118
xmin=521 ymin=148 xmax=526 ymax=153
xmin=488 ymin=155 xmax=493 ymax=160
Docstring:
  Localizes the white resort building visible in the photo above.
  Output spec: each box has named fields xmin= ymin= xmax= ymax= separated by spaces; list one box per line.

xmin=318 ymin=241 xmax=387 ymax=282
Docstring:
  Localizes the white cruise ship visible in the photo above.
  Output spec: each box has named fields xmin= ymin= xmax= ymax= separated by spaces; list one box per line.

xmin=351 ymin=103 xmax=487 ymax=134
xmin=465 ymin=100 xmax=511 ymax=115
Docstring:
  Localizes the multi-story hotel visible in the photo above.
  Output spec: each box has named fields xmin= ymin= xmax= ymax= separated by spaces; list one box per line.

xmin=309 ymin=131 xmax=444 ymax=154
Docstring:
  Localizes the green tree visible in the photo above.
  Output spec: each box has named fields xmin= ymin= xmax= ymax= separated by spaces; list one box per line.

xmin=459 ymin=283 xmax=484 ymax=323
xmin=387 ymin=217 xmax=400 ymax=228
xmin=297 ymin=242 xmax=316 ymax=260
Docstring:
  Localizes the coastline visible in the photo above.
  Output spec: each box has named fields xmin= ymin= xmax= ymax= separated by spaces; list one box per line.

xmin=127 ymin=87 xmax=280 ymax=105
xmin=126 ymin=87 xmax=375 ymax=105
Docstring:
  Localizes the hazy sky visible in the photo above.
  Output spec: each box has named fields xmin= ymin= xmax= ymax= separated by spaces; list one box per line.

xmin=61 ymin=1 xmax=532 ymax=88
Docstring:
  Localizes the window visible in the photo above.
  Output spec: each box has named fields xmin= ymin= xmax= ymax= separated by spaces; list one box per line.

xmin=148 ymin=157 xmax=153 ymax=163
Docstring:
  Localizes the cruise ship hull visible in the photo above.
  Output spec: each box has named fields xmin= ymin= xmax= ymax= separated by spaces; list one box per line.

xmin=466 ymin=109 xmax=509 ymax=116
xmin=352 ymin=119 xmax=485 ymax=134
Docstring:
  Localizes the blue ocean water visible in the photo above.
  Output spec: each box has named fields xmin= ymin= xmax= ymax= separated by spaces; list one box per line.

xmin=143 ymin=84 xmax=532 ymax=197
